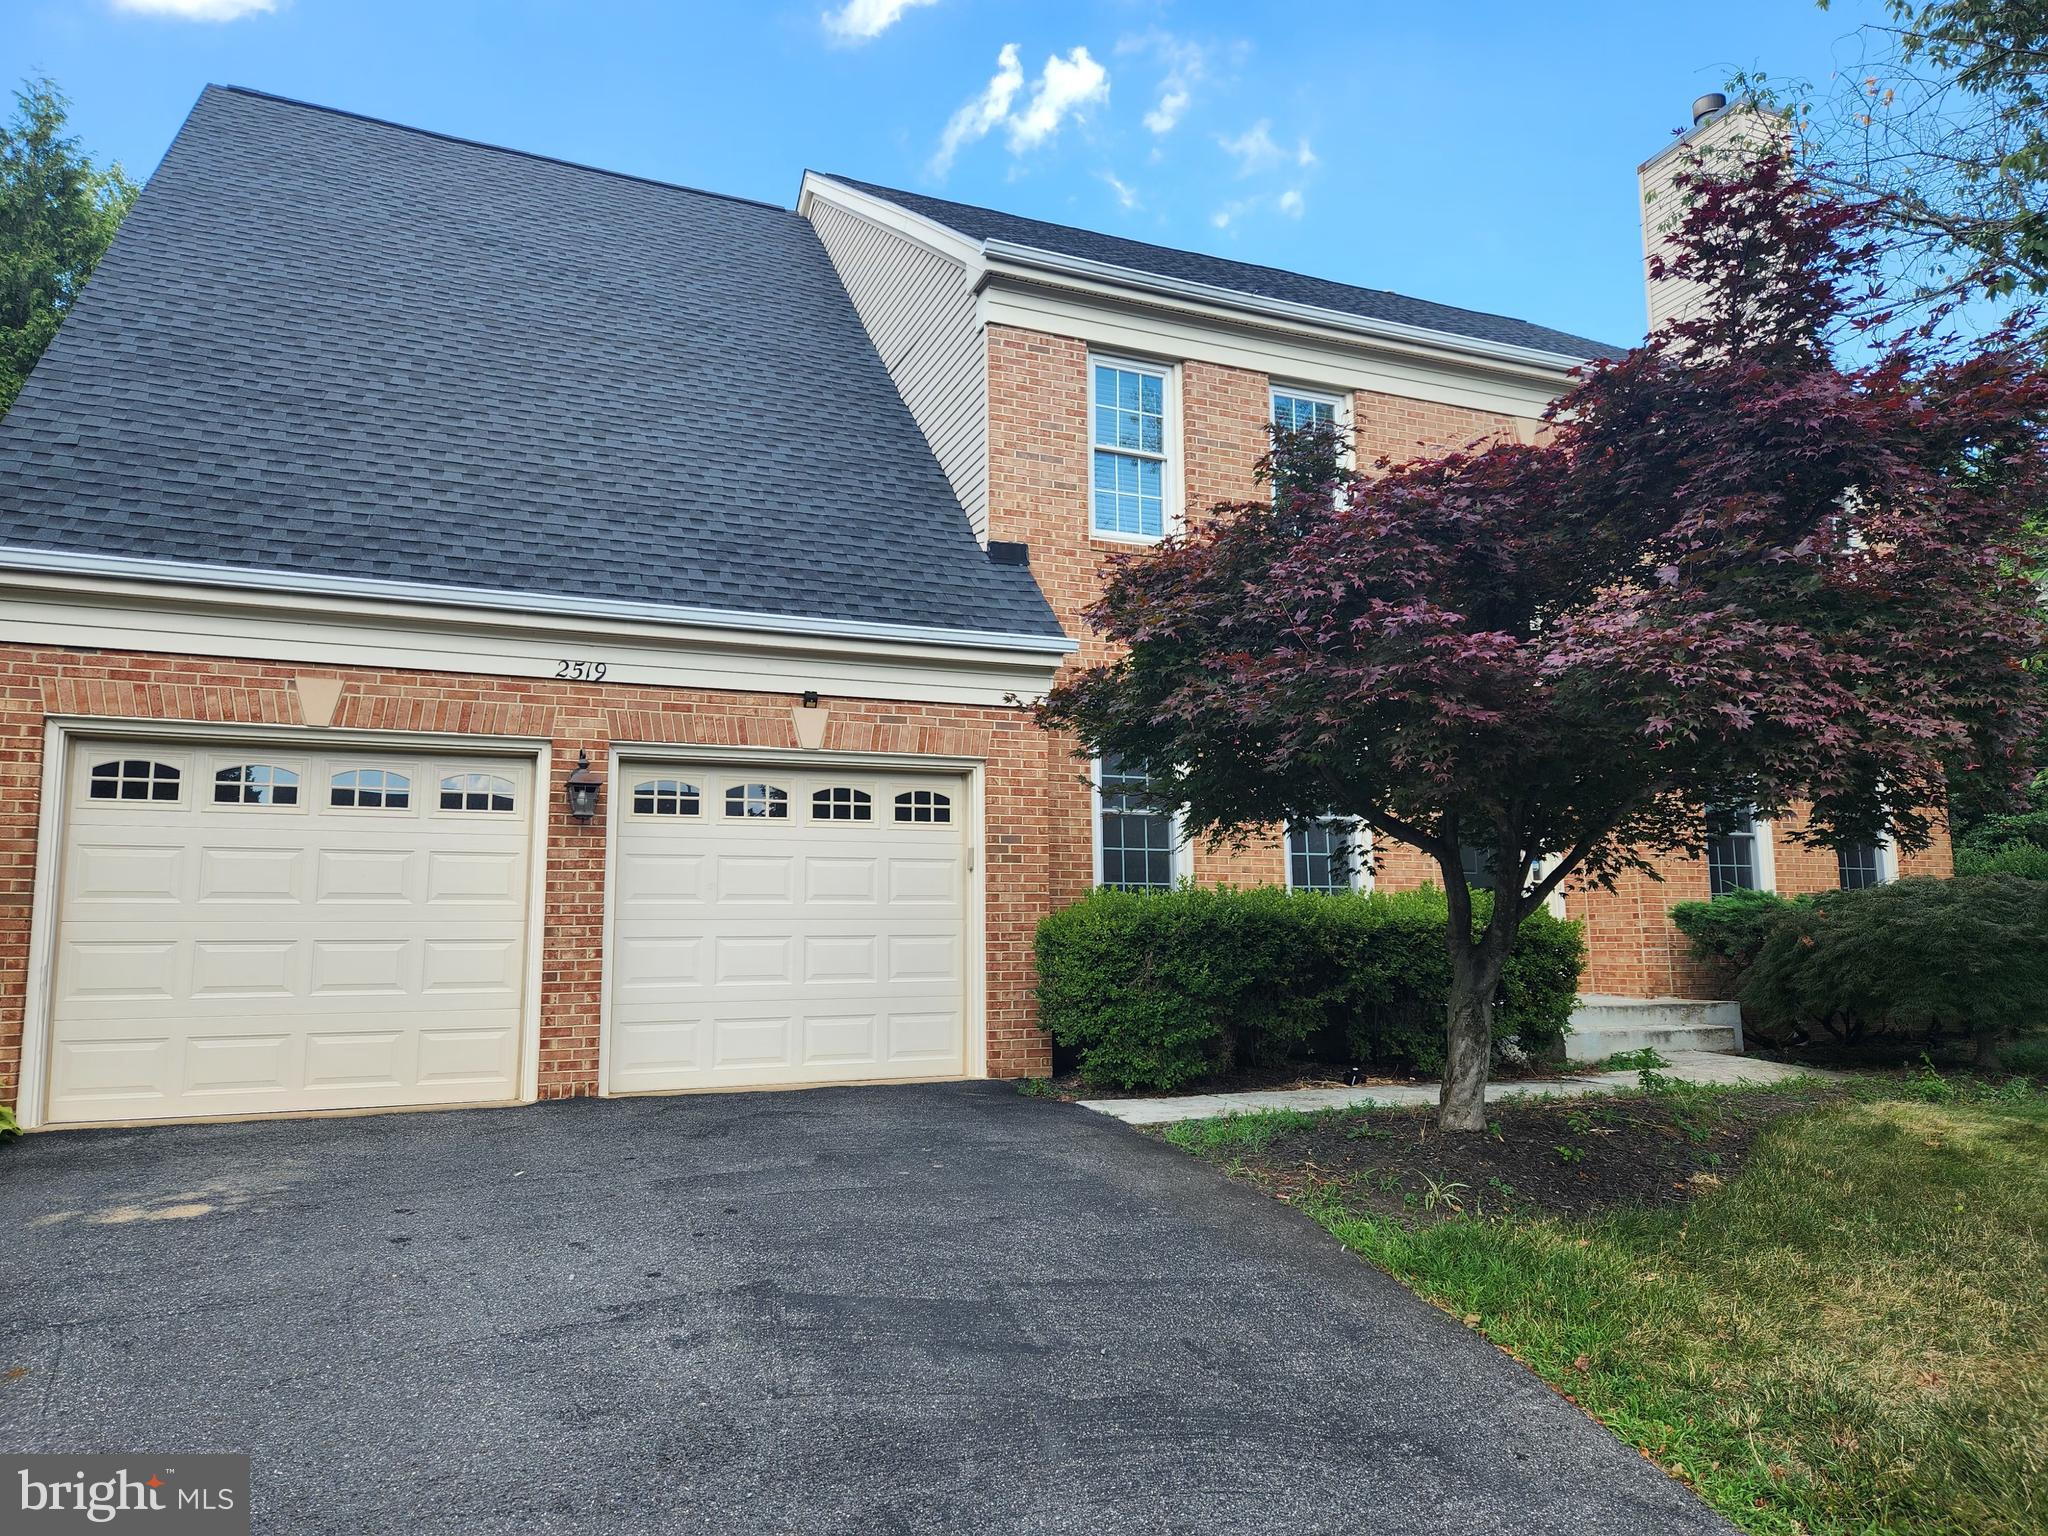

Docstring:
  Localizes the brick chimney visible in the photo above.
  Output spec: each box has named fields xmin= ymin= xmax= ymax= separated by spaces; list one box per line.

xmin=1637 ymin=94 xmax=1783 ymax=332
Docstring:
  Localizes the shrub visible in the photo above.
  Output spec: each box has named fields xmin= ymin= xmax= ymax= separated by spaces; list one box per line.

xmin=1954 ymin=840 xmax=2048 ymax=880
xmin=1034 ymin=884 xmax=1584 ymax=1092
xmin=1953 ymin=771 xmax=2048 ymax=859
xmin=1741 ymin=875 xmax=2048 ymax=1067
xmin=1669 ymin=887 xmax=1806 ymax=971
xmin=0 ymin=1103 xmax=15 ymax=1141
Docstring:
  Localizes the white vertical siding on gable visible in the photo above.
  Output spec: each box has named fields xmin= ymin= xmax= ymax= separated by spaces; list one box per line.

xmin=807 ymin=197 xmax=990 ymax=540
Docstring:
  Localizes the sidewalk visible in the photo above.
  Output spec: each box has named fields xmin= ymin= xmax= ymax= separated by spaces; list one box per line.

xmin=1077 ymin=1050 xmax=1832 ymax=1127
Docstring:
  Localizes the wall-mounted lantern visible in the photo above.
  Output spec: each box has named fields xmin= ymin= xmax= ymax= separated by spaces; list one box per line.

xmin=564 ymin=749 xmax=604 ymax=823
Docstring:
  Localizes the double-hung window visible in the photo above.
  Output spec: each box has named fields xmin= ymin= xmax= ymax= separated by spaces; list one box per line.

xmin=1097 ymin=754 xmax=1177 ymax=890
xmin=1706 ymin=806 xmax=1765 ymax=895
xmin=1091 ymin=358 xmax=1169 ymax=540
xmin=1287 ymin=818 xmax=1361 ymax=893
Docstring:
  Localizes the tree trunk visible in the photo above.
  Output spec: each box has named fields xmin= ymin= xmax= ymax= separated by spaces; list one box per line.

xmin=1974 ymin=1029 xmax=2009 ymax=1073
xmin=1440 ymin=937 xmax=1509 ymax=1132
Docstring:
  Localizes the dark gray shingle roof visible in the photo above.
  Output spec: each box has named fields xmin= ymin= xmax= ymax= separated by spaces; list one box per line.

xmin=828 ymin=176 xmax=1625 ymax=363
xmin=0 ymin=88 xmax=1063 ymax=643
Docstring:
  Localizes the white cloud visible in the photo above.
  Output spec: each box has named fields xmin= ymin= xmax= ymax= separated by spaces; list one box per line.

xmin=111 ymin=0 xmax=274 ymax=18
xmin=1277 ymin=188 xmax=1305 ymax=218
xmin=1211 ymin=197 xmax=1255 ymax=231
xmin=821 ymin=0 xmax=938 ymax=45
xmin=1218 ymin=118 xmax=1316 ymax=177
xmin=930 ymin=43 xmax=1108 ymax=176
xmin=1138 ymin=35 xmax=1207 ymax=135
xmin=1006 ymin=46 xmax=1109 ymax=152
xmin=930 ymin=44 xmax=1025 ymax=175
xmin=1099 ymin=170 xmax=1139 ymax=210
xmin=1218 ymin=119 xmax=1281 ymax=175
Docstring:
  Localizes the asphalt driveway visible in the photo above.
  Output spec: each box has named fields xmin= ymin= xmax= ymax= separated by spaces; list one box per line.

xmin=0 ymin=1084 xmax=1730 ymax=1534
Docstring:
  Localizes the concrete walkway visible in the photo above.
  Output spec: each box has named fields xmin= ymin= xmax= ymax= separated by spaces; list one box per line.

xmin=1079 ymin=1050 xmax=1832 ymax=1126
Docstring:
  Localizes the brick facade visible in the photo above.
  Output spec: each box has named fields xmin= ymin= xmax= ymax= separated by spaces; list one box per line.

xmin=0 ymin=328 xmax=1960 ymax=1118
xmin=0 ymin=646 xmax=1061 ymax=1110
xmin=984 ymin=322 xmax=1955 ymax=1000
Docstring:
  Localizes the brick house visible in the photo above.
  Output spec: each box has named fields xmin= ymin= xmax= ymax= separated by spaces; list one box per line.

xmin=0 ymin=88 xmax=1944 ymax=1130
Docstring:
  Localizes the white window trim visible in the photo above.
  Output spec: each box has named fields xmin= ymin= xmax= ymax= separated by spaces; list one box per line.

xmin=1092 ymin=757 xmax=1186 ymax=889
xmin=1088 ymin=353 xmax=1181 ymax=546
xmin=1708 ymin=808 xmax=1777 ymax=895
xmin=1269 ymin=382 xmax=1353 ymax=458
xmin=1284 ymin=816 xmax=1369 ymax=893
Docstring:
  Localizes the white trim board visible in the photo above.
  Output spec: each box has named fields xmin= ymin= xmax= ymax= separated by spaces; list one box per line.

xmin=0 ymin=571 xmax=1067 ymax=709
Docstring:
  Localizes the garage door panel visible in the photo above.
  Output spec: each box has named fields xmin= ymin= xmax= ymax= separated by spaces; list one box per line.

xmin=714 ymin=855 xmax=797 ymax=904
xmin=190 ymin=939 xmax=298 ymax=999
xmin=68 ymin=843 xmax=185 ymax=904
xmin=608 ymin=764 xmax=970 ymax=1093
xmin=804 ymin=934 xmax=879 ymax=984
xmin=50 ymin=1036 xmax=174 ymax=1108
xmin=44 ymin=742 xmax=533 ymax=1126
xmin=887 ymin=932 xmax=959 ymax=983
xmin=804 ymin=857 xmax=878 ymax=904
xmin=198 ymin=846 xmax=305 ymax=904
xmin=59 ymin=939 xmax=179 ymax=1001
xmin=315 ymin=848 xmax=416 ymax=904
xmin=183 ymin=1031 xmax=296 ymax=1096
xmin=712 ymin=934 xmax=795 ymax=985
xmin=887 ymin=858 xmax=959 ymax=906
xmin=416 ymin=1025 xmax=519 ymax=1086
xmin=803 ymin=1012 xmax=878 ymax=1065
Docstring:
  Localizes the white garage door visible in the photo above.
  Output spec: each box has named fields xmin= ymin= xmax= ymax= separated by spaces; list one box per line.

xmin=44 ymin=741 xmax=534 ymax=1126
xmin=608 ymin=763 xmax=970 ymax=1093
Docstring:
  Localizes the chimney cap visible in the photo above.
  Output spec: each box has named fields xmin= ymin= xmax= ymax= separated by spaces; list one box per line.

xmin=1692 ymin=92 xmax=1728 ymax=127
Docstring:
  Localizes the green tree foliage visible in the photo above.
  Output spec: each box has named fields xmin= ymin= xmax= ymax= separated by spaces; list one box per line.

xmin=1 ymin=78 xmax=137 ymax=415
xmin=1773 ymin=1 xmax=2048 ymax=309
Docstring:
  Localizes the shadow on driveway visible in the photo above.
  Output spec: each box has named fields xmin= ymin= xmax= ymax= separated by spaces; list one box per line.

xmin=0 ymin=1083 xmax=1731 ymax=1534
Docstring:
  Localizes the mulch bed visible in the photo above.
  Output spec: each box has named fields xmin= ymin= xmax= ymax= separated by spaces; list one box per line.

xmin=1167 ymin=1086 xmax=1838 ymax=1224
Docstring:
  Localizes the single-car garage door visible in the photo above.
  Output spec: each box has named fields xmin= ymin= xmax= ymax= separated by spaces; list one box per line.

xmin=608 ymin=763 xmax=970 ymax=1093
xmin=44 ymin=740 xmax=534 ymax=1126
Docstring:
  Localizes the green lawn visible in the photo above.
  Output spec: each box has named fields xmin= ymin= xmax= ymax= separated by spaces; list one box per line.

xmin=1168 ymin=1077 xmax=2048 ymax=1536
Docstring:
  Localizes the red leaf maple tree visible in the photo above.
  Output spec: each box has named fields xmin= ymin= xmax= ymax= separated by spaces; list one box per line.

xmin=1037 ymin=151 xmax=2048 ymax=1129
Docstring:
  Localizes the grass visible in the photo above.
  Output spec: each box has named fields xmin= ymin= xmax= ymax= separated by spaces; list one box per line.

xmin=1174 ymin=1075 xmax=2048 ymax=1536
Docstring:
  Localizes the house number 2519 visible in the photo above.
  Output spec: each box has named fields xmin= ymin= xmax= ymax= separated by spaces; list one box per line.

xmin=554 ymin=659 xmax=609 ymax=682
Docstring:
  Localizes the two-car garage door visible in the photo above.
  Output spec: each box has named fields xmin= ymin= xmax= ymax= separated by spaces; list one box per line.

xmin=37 ymin=742 xmax=972 ymax=1126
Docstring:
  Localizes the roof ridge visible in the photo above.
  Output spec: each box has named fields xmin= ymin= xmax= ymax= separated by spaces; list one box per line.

xmin=211 ymin=85 xmax=791 ymax=214
xmin=828 ymin=173 xmax=1622 ymax=357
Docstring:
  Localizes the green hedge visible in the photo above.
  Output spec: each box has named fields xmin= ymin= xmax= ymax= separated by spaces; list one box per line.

xmin=1954 ymin=840 xmax=2048 ymax=880
xmin=1740 ymin=875 xmax=2048 ymax=1064
xmin=1670 ymin=886 xmax=1807 ymax=972
xmin=1034 ymin=885 xmax=1585 ymax=1091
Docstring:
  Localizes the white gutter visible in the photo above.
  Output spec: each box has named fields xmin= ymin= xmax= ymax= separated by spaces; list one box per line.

xmin=0 ymin=545 xmax=1077 ymax=657
xmin=977 ymin=238 xmax=1607 ymax=376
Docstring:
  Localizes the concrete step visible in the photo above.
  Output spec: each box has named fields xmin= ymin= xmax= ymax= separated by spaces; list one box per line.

xmin=1565 ymin=995 xmax=1743 ymax=1062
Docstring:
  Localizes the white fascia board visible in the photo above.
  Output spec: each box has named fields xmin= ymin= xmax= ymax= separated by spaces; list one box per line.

xmin=800 ymin=176 xmax=1602 ymax=383
xmin=0 ymin=545 xmax=1074 ymax=659
xmin=978 ymin=240 xmax=1603 ymax=380
xmin=798 ymin=174 xmax=988 ymax=271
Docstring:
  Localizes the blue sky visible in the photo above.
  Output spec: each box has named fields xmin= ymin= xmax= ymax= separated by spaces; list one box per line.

xmin=12 ymin=0 xmax=1883 ymax=348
